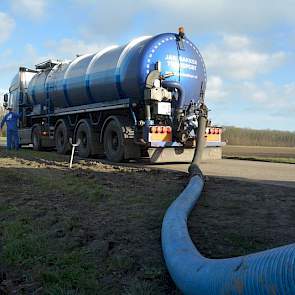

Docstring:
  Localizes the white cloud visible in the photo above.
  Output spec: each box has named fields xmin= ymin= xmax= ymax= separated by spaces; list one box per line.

xmin=222 ymin=34 xmax=251 ymax=49
xmin=0 ymin=12 xmax=15 ymax=44
xmin=0 ymin=43 xmax=46 ymax=93
xmin=11 ymin=0 xmax=46 ymax=20
xmin=203 ymin=34 xmax=286 ymax=80
xmin=206 ymin=79 xmax=295 ymax=129
xmin=206 ymin=76 xmax=228 ymax=101
xmin=0 ymin=38 xmax=112 ymax=94
xmin=44 ymin=38 xmax=110 ymax=60
xmin=74 ymin=0 xmax=295 ymax=40
xmin=246 ymin=81 xmax=295 ymax=111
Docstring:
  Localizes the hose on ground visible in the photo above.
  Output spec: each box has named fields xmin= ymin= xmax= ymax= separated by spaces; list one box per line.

xmin=161 ymin=175 xmax=295 ymax=294
xmin=161 ymin=104 xmax=295 ymax=294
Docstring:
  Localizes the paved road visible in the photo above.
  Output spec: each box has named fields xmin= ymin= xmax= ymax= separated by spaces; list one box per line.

xmin=1 ymin=137 xmax=294 ymax=188
xmin=147 ymin=159 xmax=295 ymax=188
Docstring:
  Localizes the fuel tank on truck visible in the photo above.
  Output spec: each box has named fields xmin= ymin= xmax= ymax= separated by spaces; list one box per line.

xmin=27 ymin=32 xmax=207 ymax=109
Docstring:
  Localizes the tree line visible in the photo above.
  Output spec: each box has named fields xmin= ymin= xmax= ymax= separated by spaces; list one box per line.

xmin=222 ymin=126 xmax=295 ymax=147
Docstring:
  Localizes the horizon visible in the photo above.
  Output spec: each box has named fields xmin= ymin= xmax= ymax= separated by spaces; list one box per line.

xmin=0 ymin=0 xmax=294 ymax=131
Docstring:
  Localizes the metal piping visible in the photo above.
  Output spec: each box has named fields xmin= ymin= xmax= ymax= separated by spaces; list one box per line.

xmin=161 ymin=80 xmax=185 ymax=111
xmin=189 ymin=104 xmax=208 ymax=176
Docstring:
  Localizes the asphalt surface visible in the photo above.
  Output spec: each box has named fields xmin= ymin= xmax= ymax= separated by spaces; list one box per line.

xmin=147 ymin=159 xmax=295 ymax=188
xmin=1 ymin=137 xmax=294 ymax=188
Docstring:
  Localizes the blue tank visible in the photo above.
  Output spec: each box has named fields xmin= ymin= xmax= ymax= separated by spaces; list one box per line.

xmin=27 ymin=33 xmax=207 ymax=109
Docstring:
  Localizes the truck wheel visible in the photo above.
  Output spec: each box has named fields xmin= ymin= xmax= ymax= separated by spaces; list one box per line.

xmin=103 ymin=120 xmax=125 ymax=162
xmin=55 ymin=122 xmax=71 ymax=154
xmin=32 ymin=127 xmax=42 ymax=151
xmin=76 ymin=122 xmax=92 ymax=158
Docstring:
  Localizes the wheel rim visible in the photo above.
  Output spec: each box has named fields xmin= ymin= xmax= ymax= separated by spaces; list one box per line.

xmin=80 ymin=131 xmax=87 ymax=148
xmin=110 ymin=131 xmax=119 ymax=151
xmin=57 ymin=131 xmax=64 ymax=147
xmin=104 ymin=122 xmax=124 ymax=162
xmin=33 ymin=133 xmax=38 ymax=147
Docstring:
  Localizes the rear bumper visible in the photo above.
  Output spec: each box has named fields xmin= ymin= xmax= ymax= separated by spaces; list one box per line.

xmin=149 ymin=141 xmax=225 ymax=148
xmin=147 ymin=146 xmax=222 ymax=163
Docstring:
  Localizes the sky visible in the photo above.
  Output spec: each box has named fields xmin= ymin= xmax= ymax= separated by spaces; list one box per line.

xmin=0 ymin=0 xmax=294 ymax=131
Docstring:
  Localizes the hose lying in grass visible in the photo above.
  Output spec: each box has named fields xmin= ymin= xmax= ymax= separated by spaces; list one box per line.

xmin=162 ymin=107 xmax=295 ymax=294
xmin=161 ymin=173 xmax=295 ymax=294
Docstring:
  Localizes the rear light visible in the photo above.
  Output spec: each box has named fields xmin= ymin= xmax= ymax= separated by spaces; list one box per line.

xmin=156 ymin=126 xmax=162 ymax=133
xmin=150 ymin=126 xmax=157 ymax=133
xmin=149 ymin=126 xmax=172 ymax=133
xmin=207 ymin=128 xmax=223 ymax=134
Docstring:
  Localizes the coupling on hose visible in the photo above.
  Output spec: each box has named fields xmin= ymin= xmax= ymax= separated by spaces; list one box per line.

xmin=189 ymin=103 xmax=208 ymax=177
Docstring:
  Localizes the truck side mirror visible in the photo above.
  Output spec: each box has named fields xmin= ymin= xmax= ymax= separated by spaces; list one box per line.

xmin=3 ymin=93 xmax=8 ymax=102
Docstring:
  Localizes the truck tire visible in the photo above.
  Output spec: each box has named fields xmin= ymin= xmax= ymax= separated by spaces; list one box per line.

xmin=76 ymin=121 xmax=93 ymax=158
xmin=55 ymin=121 xmax=71 ymax=154
xmin=103 ymin=120 xmax=125 ymax=162
xmin=32 ymin=127 xmax=42 ymax=151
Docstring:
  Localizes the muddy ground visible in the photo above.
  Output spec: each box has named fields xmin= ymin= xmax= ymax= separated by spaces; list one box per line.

xmin=0 ymin=148 xmax=294 ymax=294
xmin=223 ymin=145 xmax=295 ymax=164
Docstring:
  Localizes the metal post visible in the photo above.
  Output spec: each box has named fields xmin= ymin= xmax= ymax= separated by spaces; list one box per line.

xmin=69 ymin=138 xmax=81 ymax=169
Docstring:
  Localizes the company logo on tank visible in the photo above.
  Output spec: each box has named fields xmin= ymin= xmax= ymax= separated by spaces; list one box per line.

xmin=165 ymin=54 xmax=198 ymax=79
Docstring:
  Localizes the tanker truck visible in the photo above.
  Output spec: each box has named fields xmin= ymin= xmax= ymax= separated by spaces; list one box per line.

xmin=2 ymin=28 xmax=223 ymax=162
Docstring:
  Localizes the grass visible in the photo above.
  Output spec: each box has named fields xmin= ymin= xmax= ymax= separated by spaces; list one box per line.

xmin=1 ymin=147 xmax=295 ymax=294
xmin=35 ymin=171 xmax=109 ymax=202
xmin=223 ymin=145 xmax=295 ymax=164
xmin=106 ymin=255 xmax=135 ymax=272
xmin=0 ymin=149 xmax=183 ymax=294
xmin=124 ymin=280 xmax=159 ymax=295
xmin=223 ymin=233 xmax=265 ymax=256
xmin=1 ymin=216 xmax=101 ymax=294
xmin=0 ymin=160 xmax=113 ymax=293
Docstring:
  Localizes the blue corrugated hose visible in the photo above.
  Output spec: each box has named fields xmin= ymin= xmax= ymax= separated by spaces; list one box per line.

xmin=161 ymin=175 xmax=295 ymax=295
